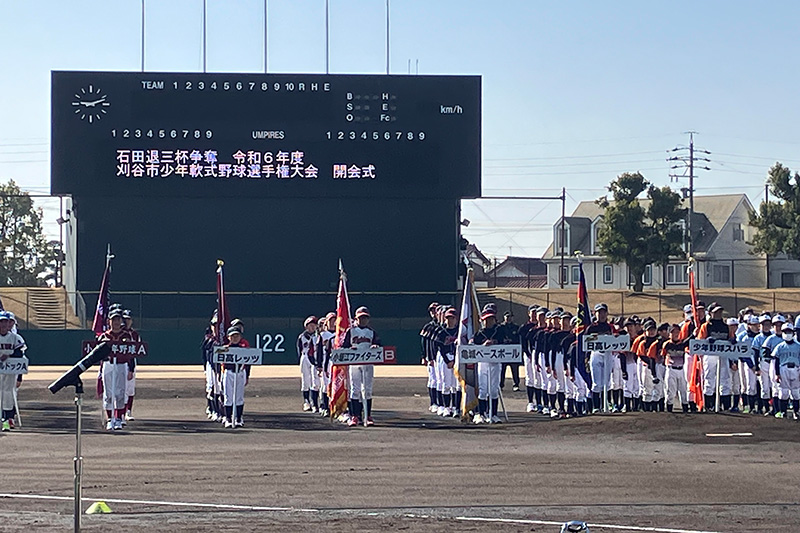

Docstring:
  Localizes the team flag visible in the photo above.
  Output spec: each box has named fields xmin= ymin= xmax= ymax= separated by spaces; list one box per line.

xmin=91 ymin=244 xmax=114 ymax=336
xmin=330 ymin=260 xmax=351 ymax=419
xmin=215 ymin=259 xmax=230 ymax=344
xmin=455 ymin=266 xmax=480 ymax=419
xmin=687 ymin=259 xmax=704 ymax=410
xmin=574 ymin=258 xmax=593 ymax=387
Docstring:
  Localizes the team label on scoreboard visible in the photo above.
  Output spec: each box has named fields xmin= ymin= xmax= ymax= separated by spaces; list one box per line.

xmin=582 ymin=334 xmax=631 ymax=352
xmin=213 ymin=346 xmax=263 ymax=365
xmin=456 ymin=344 xmax=522 ymax=364
xmin=0 ymin=356 xmax=29 ymax=375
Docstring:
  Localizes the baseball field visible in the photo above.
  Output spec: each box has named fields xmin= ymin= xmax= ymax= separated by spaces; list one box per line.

xmin=2 ymin=366 xmax=799 ymax=532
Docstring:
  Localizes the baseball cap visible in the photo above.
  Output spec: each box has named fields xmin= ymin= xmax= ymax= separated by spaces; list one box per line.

xmin=570 ymin=316 xmax=579 ymax=326
xmin=696 ymin=301 xmax=706 ymax=309
xmin=537 ymin=307 xmax=549 ymax=315
xmin=428 ymin=302 xmax=440 ymax=312
xmin=122 ymin=309 xmax=132 ymax=319
xmin=748 ymin=315 xmax=760 ymax=325
xmin=594 ymin=303 xmax=608 ymax=312
xmin=326 ymin=311 xmax=336 ymax=320
xmin=683 ymin=304 xmax=693 ymax=314
xmin=643 ymin=319 xmax=657 ymax=330
xmin=773 ymin=314 xmax=786 ymax=324
xmin=444 ymin=308 xmax=458 ymax=318
xmin=528 ymin=304 xmax=540 ymax=312
xmin=709 ymin=303 xmax=723 ymax=313
xmin=726 ymin=317 xmax=739 ymax=326
xmin=781 ymin=322 xmax=794 ymax=332
xmin=226 ymin=326 xmax=241 ymax=336
xmin=304 ymin=315 xmax=318 ymax=326
xmin=109 ymin=309 xmax=123 ymax=319
xmin=0 ymin=311 xmax=11 ymax=321
xmin=480 ymin=304 xmax=496 ymax=320
xmin=759 ymin=314 xmax=772 ymax=323
xmin=560 ymin=312 xmax=573 ymax=319
xmin=657 ymin=322 xmax=670 ymax=332
xmin=355 ymin=306 xmax=370 ymax=318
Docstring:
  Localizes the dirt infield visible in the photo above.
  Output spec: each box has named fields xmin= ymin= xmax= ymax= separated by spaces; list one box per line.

xmin=2 ymin=370 xmax=800 ymax=532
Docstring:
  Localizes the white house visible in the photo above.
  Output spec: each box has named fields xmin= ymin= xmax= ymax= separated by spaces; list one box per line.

xmin=542 ymin=194 xmax=800 ymax=290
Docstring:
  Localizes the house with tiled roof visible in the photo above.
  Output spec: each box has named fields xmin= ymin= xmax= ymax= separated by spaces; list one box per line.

xmin=542 ymin=194 xmax=800 ymax=290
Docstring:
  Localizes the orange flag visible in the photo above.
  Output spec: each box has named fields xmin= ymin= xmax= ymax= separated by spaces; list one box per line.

xmin=687 ymin=261 xmax=704 ymax=411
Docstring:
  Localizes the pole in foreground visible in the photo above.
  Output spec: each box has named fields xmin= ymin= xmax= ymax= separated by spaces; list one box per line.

xmin=73 ymin=378 xmax=84 ymax=533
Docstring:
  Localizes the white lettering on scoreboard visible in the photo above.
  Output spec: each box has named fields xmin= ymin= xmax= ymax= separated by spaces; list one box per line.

xmin=689 ymin=339 xmax=752 ymax=360
xmin=457 ymin=344 xmax=522 ymax=364
xmin=213 ymin=346 xmax=263 ymax=365
xmin=330 ymin=346 xmax=385 ymax=365
xmin=582 ymin=334 xmax=631 ymax=353
xmin=0 ymin=356 xmax=29 ymax=375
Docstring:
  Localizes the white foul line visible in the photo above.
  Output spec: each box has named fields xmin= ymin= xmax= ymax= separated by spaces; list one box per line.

xmin=0 ymin=493 xmax=317 ymax=513
xmin=454 ymin=516 xmax=722 ymax=533
xmin=0 ymin=493 xmax=722 ymax=532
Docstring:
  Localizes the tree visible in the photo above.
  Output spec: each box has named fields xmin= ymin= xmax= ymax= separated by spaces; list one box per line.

xmin=0 ymin=180 xmax=58 ymax=286
xmin=750 ymin=163 xmax=800 ymax=259
xmin=596 ymin=173 xmax=685 ymax=292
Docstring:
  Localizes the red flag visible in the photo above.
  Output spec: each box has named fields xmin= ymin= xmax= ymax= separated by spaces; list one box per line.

xmin=215 ymin=260 xmax=230 ymax=344
xmin=91 ymin=245 xmax=113 ymax=336
xmin=330 ymin=261 xmax=351 ymax=419
xmin=687 ymin=261 xmax=704 ymax=411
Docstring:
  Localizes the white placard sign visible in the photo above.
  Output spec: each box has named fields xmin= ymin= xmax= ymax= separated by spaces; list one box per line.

xmin=688 ymin=339 xmax=752 ymax=360
xmin=0 ymin=356 xmax=29 ymax=375
xmin=213 ymin=346 xmax=263 ymax=365
xmin=582 ymin=334 xmax=631 ymax=353
xmin=330 ymin=346 xmax=385 ymax=365
xmin=456 ymin=344 xmax=522 ymax=364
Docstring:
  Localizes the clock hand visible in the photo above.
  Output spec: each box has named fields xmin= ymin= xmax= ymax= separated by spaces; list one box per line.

xmin=83 ymin=97 xmax=107 ymax=107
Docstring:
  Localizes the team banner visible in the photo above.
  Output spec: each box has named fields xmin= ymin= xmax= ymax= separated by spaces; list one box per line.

xmin=91 ymin=245 xmax=113 ymax=336
xmin=82 ymin=340 xmax=148 ymax=363
xmin=455 ymin=266 xmax=481 ymax=419
xmin=329 ymin=261 xmax=351 ymax=419
xmin=0 ymin=356 xmax=28 ymax=375
xmin=457 ymin=344 xmax=522 ymax=364
xmin=688 ymin=339 xmax=752 ymax=360
xmin=213 ymin=346 xmax=263 ymax=365
xmin=215 ymin=260 xmax=230 ymax=345
xmin=583 ymin=334 xmax=631 ymax=353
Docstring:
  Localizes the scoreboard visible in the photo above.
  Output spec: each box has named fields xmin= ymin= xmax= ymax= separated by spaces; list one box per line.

xmin=51 ymin=72 xmax=481 ymax=199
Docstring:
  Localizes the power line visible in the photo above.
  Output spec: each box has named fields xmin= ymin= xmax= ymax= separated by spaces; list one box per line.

xmin=483 ymin=150 xmax=663 ymax=161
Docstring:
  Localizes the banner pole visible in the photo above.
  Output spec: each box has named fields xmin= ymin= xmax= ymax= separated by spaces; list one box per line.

xmin=715 ymin=358 xmax=721 ymax=413
xmin=498 ymin=388 xmax=509 ymax=422
xmin=13 ymin=382 xmax=21 ymax=428
xmin=231 ymin=366 xmax=238 ymax=427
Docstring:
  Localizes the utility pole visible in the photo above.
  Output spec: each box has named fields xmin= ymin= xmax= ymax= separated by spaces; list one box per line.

xmin=668 ymin=132 xmax=710 ymax=259
xmin=765 ymin=183 xmax=770 ymax=289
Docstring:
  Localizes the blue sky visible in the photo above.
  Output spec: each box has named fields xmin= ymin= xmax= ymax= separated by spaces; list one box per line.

xmin=2 ymin=1 xmax=800 ymax=258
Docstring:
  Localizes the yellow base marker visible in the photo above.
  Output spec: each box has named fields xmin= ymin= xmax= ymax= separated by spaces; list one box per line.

xmin=85 ymin=501 xmax=112 ymax=514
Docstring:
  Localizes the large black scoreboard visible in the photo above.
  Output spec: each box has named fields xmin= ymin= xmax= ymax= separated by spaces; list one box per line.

xmin=51 ymin=72 xmax=481 ymax=312
xmin=52 ymin=72 xmax=480 ymax=199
